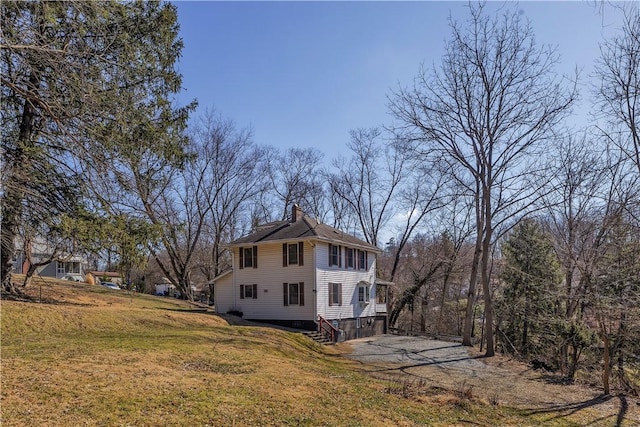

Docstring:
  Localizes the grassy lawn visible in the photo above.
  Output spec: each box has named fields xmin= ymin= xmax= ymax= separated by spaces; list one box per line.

xmin=1 ymin=277 xmax=579 ymax=426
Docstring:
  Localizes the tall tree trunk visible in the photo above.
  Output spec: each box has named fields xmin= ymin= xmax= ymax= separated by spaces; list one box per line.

xmin=420 ymin=291 xmax=427 ymax=332
xmin=599 ymin=317 xmax=611 ymax=395
xmin=482 ymin=186 xmax=495 ymax=357
xmin=1 ymin=72 xmax=39 ymax=293
xmin=602 ymin=334 xmax=611 ymax=395
xmin=617 ymin=311 xmax=626 ymax=388
xmin=436 ymin=265 xmax=452 ymax=335
xmin=463 ymin=190 xmax=484 ymax=346
xmin=522 ymin=296 xmax=529 ymax=355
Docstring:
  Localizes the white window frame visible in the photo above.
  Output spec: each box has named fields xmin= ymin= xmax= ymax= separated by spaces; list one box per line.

xmin=287 ymin=243 xmax=298 ymax=265
xmin=358 ymin=284 xmax=370 ymax=305
xmin=328 ymin=282 xmax=342 ymax=306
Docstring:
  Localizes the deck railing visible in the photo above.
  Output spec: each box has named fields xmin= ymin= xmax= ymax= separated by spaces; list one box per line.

xmin=317 ymin=315 xmax=339 ymax=343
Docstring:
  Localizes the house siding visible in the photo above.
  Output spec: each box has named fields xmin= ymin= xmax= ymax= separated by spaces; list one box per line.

xmin=230 ymin=241 xmax=315 ymax=322
xmin=13 ymin=253 xmax=86 ymax=280
xmin=315 ymin=243 xmax=378 ymax=326
xmin=38 ymin=262 xmax=57 ymax=278
xmin=213 ymin=273 xmax=234 ymax=314
xmin=215 ymin=220 xmax=387 ymax=340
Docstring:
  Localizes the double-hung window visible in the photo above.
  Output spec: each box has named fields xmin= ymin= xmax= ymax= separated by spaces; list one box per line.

xmin=282 ymin=242 xmax=304 ymax=267
xmin=357 ymin=250 xmax=367 ymax=270
xmin=358 ymin=283 xmax=370 ymax=305
xmin=240 ymin=284 xmax=258 ymax=299
xmin=283 ymin=282 xmax=305 ymax=306
xmin=345 ymin=248 xmax=354 ymax=269
xmin=239 ymin=246 xmax=258 ymax=269
xmin=328 ymin=283 xmax=342 ymax=306
xmin=329 ymin=244 xmax=341 ymax=267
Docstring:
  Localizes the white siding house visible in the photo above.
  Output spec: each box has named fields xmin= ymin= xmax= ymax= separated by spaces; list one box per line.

xmin=213 ymin=205 xmax=389 ymax=340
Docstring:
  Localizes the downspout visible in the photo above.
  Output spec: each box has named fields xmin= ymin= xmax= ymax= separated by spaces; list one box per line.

xmin=231 ymin=247 xmax=236 ymax=309
xmin=311 ymin=241 xmax=317 ymax=329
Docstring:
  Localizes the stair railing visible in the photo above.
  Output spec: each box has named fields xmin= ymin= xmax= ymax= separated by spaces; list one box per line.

xmin=317 ymin=315 xmax=339 ymax=343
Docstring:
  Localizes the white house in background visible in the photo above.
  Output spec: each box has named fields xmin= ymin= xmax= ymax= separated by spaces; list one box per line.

xmin=212 ymin=205 xmax=390 ymax=341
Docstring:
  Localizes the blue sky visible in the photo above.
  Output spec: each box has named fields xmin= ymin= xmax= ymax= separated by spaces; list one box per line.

xmin=174 ymin=1 xmax=626 ymax=157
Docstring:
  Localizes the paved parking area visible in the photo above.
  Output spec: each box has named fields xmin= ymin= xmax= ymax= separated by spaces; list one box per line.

xmin=343 ymin=334 xmax=640 ymax=425
xmin=346 ymin=334 xmax=487 ymax=372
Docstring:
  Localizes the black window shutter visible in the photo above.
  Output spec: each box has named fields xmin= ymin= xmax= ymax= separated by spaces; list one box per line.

xmin=282 ymin=243 xmax=288 ymax=267
xmin=365 ymin=251 xmax=368 ymax=269
xmin=338 ymin=283 xmax=342 ymax=306
xmin=253 ymin=284 xmax=257 ymax=299
xmin=240 ymin=284 xmax=244 ymax=299
xmin=239 ymin=248 xmax=244 ymax=269
xmin=283 ymin=283 xmax=289 ymax=306
xmin=252 ymin=246 xmax=258 ymax=268
xmin=299 ymin=282 xmax=304 ymax=306
xmin=328 ymin=244 xmax=332 ymax=266
xmin=298 ymin=242 xmax=304 ymax=266
xmin=339 ymin=246 xmax=342 ymax=268
xmin=329 ymin=284 xmax=333 ymax=306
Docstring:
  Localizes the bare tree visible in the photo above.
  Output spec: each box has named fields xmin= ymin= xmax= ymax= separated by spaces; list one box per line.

xmin=542 ymin=134 xmax=610 ymax=379
xmin=544 ymin=132 xmax=640 ymax=391
xmin=389 ymin=3 xmax=576 ymax=355
xmin=388 ymin=234 xmax=445 ymax=329
xmin=588 ymin=150 xmax=640 ymax=394
xmin=117 ymin=111 xmax=265 ymax=299
xmin=194 ymin=111 xmax=269 ymax=286
xmin=329 ymin=128 xmax=408 ymax=247
xmin=264 ymin=147 xmax=325 ymax=222
xmin=385 ymin=158 xmax=446 ymax=282
xmin=594 ymin=5 xmax=640 ymax=175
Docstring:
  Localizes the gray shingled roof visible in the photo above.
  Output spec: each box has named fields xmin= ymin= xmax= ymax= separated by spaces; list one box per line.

xmin=230 ymin=215 xmax=380 ymax=252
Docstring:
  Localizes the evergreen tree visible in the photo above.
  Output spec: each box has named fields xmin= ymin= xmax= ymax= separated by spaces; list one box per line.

xmin=496 ymin=220 xmax=562 ymax=362
xmin=1 ymin=1 xmax=194 ymax=293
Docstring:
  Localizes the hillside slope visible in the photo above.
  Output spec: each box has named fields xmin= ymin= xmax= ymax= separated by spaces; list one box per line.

xmin=2 ymin=277 xmax=580 ymax=426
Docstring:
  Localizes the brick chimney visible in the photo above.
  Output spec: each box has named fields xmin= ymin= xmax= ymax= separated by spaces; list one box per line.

xmin=292 ymin=204 xmax=303 ymax=222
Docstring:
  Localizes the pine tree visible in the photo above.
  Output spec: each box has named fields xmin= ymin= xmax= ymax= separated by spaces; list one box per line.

xmin=496 ymin=220 xmax=562 ymax=362
xmin=1 ymin=1 xmax=194 ymax=293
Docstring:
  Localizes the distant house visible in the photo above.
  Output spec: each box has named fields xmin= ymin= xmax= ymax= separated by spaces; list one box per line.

xmin=212 ymin=205 xmax=390 ymax=341
xmin=154 ymin=279 xmax=176 ymax=296
xmin=12 ymin=238 xmax=87 ymax=282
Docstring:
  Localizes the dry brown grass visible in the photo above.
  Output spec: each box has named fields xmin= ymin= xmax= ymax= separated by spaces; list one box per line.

xmin=1 ymin=276 xmax=590 ymax=426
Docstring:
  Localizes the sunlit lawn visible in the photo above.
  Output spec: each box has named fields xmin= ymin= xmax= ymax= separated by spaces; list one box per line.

xmin=1 ymin=277 xmax=578 ymax=426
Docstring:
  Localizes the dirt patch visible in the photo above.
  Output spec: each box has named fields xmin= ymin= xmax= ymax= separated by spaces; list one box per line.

xmin=343 ymin=334 xmax=640 ymax=426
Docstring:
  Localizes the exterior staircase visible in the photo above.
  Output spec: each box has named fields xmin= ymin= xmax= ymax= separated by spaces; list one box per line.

xmin=302 ymin=330 xmax=333 ymax=345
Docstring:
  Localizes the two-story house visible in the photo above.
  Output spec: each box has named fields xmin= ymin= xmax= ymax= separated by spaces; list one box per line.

xmin=12 ymin=237 xmax=88 ymax=282
xmin=212 ymin=205 xmax=389 ymax=341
